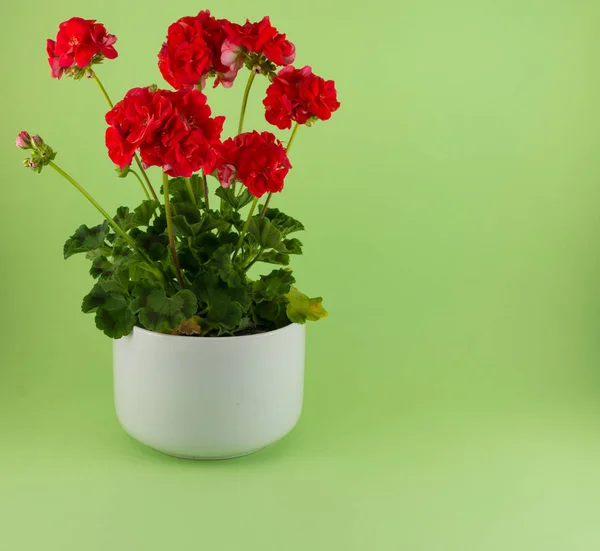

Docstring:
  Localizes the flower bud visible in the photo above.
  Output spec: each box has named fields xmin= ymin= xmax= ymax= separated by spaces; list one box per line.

xmin=15 ymin=131 xmax=32 ymax=149
xmin=31 ymin=134 xmax=44 ymax=147
xmin=115 ymin=165 xmax=130 ymax=178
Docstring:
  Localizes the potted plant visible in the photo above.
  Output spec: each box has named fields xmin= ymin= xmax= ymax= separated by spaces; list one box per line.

xmin=16 ymin=11 xmax=340 ymax=460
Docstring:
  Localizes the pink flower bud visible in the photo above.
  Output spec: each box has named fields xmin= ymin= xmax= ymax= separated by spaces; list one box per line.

xmin=15 ymin=131 xmax=32 ymax=149
xmin=218 ymin=163 xmax=236 ymax=188
xmin=31 ymin=134 xmax=44 ymax=147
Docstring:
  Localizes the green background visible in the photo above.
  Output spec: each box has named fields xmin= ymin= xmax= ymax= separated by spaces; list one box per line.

xmin=2 ymin=0 xmax=600 ymax=548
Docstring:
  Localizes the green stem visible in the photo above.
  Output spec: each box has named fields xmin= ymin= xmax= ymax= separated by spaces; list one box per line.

xmin=48 ymin=161 xmax=163 ymax=282
xmin=93 ymin=74 xmax=114 ymax=109
xmin=232 ymin=196 xmax=259 ymax=261
xmin=134 ymin=155 xmax=159 ymax=203
xmin=92 ymin=73 xmax=160 ymax=204
xmin=163 ymin=172 xmax=185 ymax=288
xmin=231 ymin=70 xmax=257 ymax=195
xmin=185 ymin=177 xmax=196 ymax=205
xmin=130 ymin=169 xmax=151 ymax=200
xmin=261 ymin=122 xmax=301 ymax=216
xmin=244 ymin=246 xmax=264 ymax=272
xmin=202 ymin=171 xmax=209 ymax=211
xmin=238 ymin=70 xmax=256 ymax=135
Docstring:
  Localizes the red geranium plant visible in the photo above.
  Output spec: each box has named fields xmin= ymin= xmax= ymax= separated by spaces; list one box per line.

xmin=17 ymin=12 xmax=340 ymax=338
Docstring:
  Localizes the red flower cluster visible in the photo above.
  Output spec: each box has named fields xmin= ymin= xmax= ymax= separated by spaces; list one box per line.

xmin=158 ymin=12 xmax=296 ymax=91
xmin=218 ymin=131 xmax=291 ymax=198
xmin=47 ymin=17 xmax=117 ymax=79
xmin=158 ymin=10 xmax=237 ymax=90
xmin=105 ymin=87 xmax=225 ymax=178
xmin=221 ymin=16 xmax=295 ymax=70
xmin=264 ymin=66 xmax=341 ymax=130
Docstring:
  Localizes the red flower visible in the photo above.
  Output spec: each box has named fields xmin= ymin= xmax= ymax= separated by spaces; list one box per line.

xmin=105 ymin=87 xmax=173 ymax=169
xmin=158 ymin=10 xmax=238 ymax=90
xmin=217 ymin=131 xmax=291 ymax=198
xmin=221 ymin=16 xmax=295 ymax=73
xmin=105 ymin=87 xmax=225 ymax=178
xmin=47 ymin=17 xmax=117 ymax=79
xmin=263 ymin=66 xmax=340 ymax=130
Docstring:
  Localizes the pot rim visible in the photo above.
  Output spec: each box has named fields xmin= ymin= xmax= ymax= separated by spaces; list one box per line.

xmin=125 ymin=322 xmax=303 ymax=342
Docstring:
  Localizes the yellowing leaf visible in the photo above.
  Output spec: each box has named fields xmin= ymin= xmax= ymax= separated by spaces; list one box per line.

xmin=172 ymin=316 xmax=202 ymax=336
xmin=285 ymin=286 xmax=328 ymax=324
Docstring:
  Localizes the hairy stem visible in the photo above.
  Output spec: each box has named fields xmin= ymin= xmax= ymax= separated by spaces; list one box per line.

xmin=238 ymin=70 xmax=257 ymax=135
xmin=48 ymin=161 xmax=163 ymax=282
xmin=260 ymin=122 xmax=301 ymax=216
xmin=163 ymin=172 xmax=185 ymax=288
xmin=130 ymin=169 xmax=151 ymax=200
xmin=185 ymin=177 xmax=196 ymax=205
xmin=232 ymin=70 xmax=257 ymax=195
xmin=134 ymin=155 xmax=159 ymax=203
xmin=232 ymin=196 xmax=259 ymax=261
xmin=92 ymin=73 xmax=160 ymax=203
xmin=202 ymin=171 xmax=210 ymax=211
xmin=92 ymin=74 xmax=114 ymax=109
xmin=244 ymin=246 xmax=264 ymax=272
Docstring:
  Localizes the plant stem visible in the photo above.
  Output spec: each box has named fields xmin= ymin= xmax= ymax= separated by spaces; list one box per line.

xmin=238 ymin=70 xmax=256 ymax=135
xmin=232 ymin=196 xmax=259 ymax=261
xmin=92 ymin=74 xmax=114 ymax=109
xmin=92 ymin=73 xmax=160 ymax=203
xmin=261 ymin=122 xmax=301 ymax=216
xmin=163 ymin=172 xmax=185 ymax=288
xmin=231 ymin=70 xmax=256 ymax=195
xmin=202 ymin=171 xmax=209 ymax=211
xmin=130 ymin=169 xmax=151 ymax=200
xmin=134 ymin=155 xmax=159 ymax=203
xmin=244 ymin=246 xmax=264 ymax=272
xmin=185 ymin=177 xmax=196 ymax=205
xmin=48 ymin=161 xmax=164 ymax=282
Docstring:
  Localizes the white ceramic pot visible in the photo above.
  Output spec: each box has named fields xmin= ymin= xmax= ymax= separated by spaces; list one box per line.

xmin=113 ymin=323 xmax=305 ymax=460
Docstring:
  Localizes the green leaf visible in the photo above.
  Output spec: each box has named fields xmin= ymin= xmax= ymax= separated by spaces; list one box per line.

xmin=81 ymin=282 xmax=135 ymax=339
xmin=113 ymin=206 xmax=132 ymax=230
xmin=253 ymin=298 xmax=289 ymax=327
xmin=172 ymin=211 xmax=230 ymax=237
xmin=113 ymin=201 xmax=159 ymax=231
xmin=90 ymin=256 xmax=114 ymax=279
xmin=211 ymin=244 xmax=240 ymax=287
xmin=262 ymin=208 xmax=305 ymax=236
xmin=192 ymin=233 xmax=221 ymax=262
xmin=257 ymin=250 xmax=290 ymax=266
xmin=192 ymin=270 xmax=249 ymax=330
xmin=206 ymin=293 xmax=243 ymax=330
xmin=130 ymin=227 xmax=169 ymax=262
xmin=172 ymin=202 xmax=201 ymax=224
xmin=253 ymin=268 xmax=295 ymax=302
xmin=247 ymin=217 xmax=284 ymax=251
xmin=215 ymin=186 xmax=254 ymax=210
xmin=166 ymin=176 xmax=203 ymax=204
xmin=285 ymin=286 xmax=328 ymax=324
xmin=64 ymin=221 xmax=110 ymax=259
xmin=131 ymin=283 xmax=198 ymax=332
xmin=97 ymin=271 xmax=130 ymax=294
xmin=171 ymin=214 xmax=196 ymax=237
xmin=133 ymin=200 xmax=160 ymax=226
xmin=281 ymin=238 xmax=303 ymax=255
